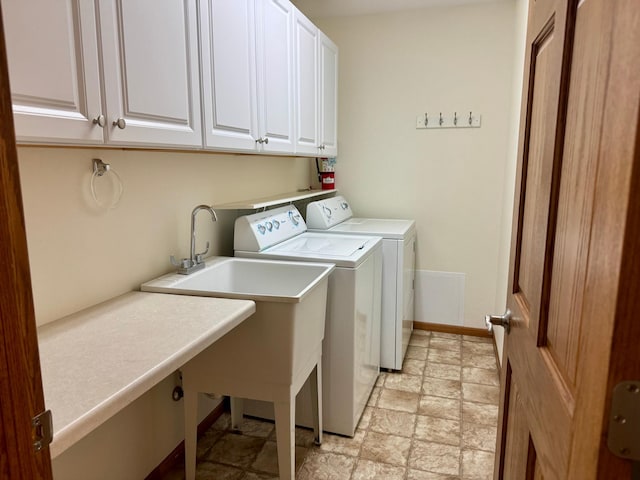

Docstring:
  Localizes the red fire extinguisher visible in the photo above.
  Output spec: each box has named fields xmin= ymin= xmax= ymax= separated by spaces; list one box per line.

xmin=316 ymin=158 xmax=336 ymax=190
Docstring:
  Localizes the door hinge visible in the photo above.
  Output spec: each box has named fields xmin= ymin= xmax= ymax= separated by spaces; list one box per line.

xmin=607 ymin=381 xmax=640 ymax=461
xmin=32 ymin=409 xmax=53 ymax=452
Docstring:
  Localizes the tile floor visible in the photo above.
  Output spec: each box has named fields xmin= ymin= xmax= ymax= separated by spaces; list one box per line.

xmin=162 ymin=330 xmax=500 ymax=480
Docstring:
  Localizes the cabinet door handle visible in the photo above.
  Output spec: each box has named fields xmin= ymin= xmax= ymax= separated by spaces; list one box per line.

xmin=92 ymin=114 xmax=106 ymax=127
xmin=112 ymin=118 xmax=126 ymax=129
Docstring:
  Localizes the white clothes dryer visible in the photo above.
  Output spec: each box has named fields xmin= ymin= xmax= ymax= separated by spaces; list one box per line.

xmin=306 ymin=195 xmax=416 ymax=371
xmin=233 ymin=205 xmax=382 ymax=437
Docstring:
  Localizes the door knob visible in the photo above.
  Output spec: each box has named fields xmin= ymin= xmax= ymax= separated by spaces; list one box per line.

xmin=485 ymin=309 xmax=511 ymax=334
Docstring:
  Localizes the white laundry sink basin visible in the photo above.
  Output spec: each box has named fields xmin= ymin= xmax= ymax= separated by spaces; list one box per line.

xmin=142 ymin=256 xmax=332 ymax=303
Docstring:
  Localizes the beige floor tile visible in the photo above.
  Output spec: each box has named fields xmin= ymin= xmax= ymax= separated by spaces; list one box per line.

xmin=205 ymin=433 xmax=265 ymax=468
xmin=429 ymin=338 xmax=462 ymax=353
xmin=407 ymin=469 xmax=461 ymax=480
xmin=462 ymin=423 xmax=497 ymax=452
xmin=375 ymin=372 xmax=387 ymax=387
xmin=462 ymin=367 xmax=500 ymax=386
xmin=267 ymin=426 xmax=317 ymax=447
xmin=428 ymin=349 xmax=462 ymax=365
xmin=297 ymin=451 xmax=356 ymax=480
xmin=195 ymin=462 xmax=244 ymax=480
xmin=197 ymin=429 xmax=224 ymax=460
xmin=384 ymin=372 xmax=423 ymax=393
xmin=360 ymin=431 xmax=412 ymax=466
xmin=234 ymin=417 xmax=275 ymax=438
xmin=462 ymin=402 xmax=499 ymax=426
xmin=378 ymin=389 xmax=420 ymax=413
xmin=250 ymin=440 xmax=307 ymax=475
xmin=319 ymin=429 xmax=365 ymax=457
xmin=402 ymin=358 xmax=427 ymax=376
xmin=352 ymin=459 xmax=406 ymax=480
xmin=368 ymin=386 xmax=382 ymax=406
xmin=370 ymin=408 xmax=416 ymax=437
xmin=462 ymin=335 xmax=493 ymax=344
xmin=461 ymin=353 xmax=497 ymax=370
xmin=425 ymin=362 xmax=462 ymax=381
xmin=430 ymin=332 xmax=461 ymax=341
xmin=422 ymin=377 xmax=462 ymax=399
xmin=462 ymin=384 xmax=500 ymax=405
xmin=412 ymin=329 xmax=431 ymax=337
xmin=409 ymin=334 xmax=431 ymax=347
xmin=409 ymin=440 xmax=461 ymax=476
xmin=461 ymin=449 xmax=494 ymax=480
xmin=418 ymin=395 xmax=461 ymax=420
xmin=462 ymin=342 xmax=495 ymax=357
xmin=241 ymin=473 xmax=277 ymax=480
xmin=358 ymin=406 xmax=373 ymax=430
xmin=406 ymin=345 xmax=429 ymax=360
xmin=414 ymin=415 xmax=460 ymax=446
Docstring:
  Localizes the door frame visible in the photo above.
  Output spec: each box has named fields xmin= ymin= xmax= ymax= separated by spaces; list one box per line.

xmin=0 ymin=6 xmax=53 ymax=479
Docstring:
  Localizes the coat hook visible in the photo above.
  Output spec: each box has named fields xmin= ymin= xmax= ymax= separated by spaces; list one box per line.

xmin=454 ymin=112 xmax=458 ymax=126
xmin=425 ymin=113 xmax=428 ymax=126
xmin=439 ymin=112 xmax=443 ymax=126
xmin=468 ymin=111 xmax=473 ymax=126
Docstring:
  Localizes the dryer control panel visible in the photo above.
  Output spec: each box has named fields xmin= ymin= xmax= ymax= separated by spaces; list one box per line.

xmin=234 ymin=205 xmax=307 ymax=252
xmin=306 ymin=195 xmax=353 ymax=229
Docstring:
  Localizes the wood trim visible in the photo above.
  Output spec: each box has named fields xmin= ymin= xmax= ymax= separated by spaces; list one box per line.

xmin=0 ymin=7 xmax=53 ymax=480
xmin=145 ymin=399 xmax=227 ymax=480
xmin=413 ymin=321 xmax=492 ymax=338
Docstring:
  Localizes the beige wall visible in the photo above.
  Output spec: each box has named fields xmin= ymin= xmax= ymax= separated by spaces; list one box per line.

xmin=18 ymin=146 xmax=310 ymax=478
xmin=492 ymin=0 xmax=529 ymax=364
xmin=314 ymin=1 xmax=518 ymax=328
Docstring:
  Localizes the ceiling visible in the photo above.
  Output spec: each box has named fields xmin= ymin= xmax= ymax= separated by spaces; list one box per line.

xmin=290 ymin=0 xmax=507 ymax=18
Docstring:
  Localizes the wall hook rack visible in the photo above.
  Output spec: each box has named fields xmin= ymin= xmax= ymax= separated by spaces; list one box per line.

xmin=416 ymin=111 xmax=481 ymax=129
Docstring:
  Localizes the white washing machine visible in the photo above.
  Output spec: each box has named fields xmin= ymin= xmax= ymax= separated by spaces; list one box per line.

xmin=234 ymin=205 xmax=382 ymax=437
xmin=306 ymin=195 xmax=416 ymax=371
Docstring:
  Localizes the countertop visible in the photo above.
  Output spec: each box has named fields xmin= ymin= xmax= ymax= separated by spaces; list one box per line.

xmin=37 ymin=291 xmax=255 ymax=458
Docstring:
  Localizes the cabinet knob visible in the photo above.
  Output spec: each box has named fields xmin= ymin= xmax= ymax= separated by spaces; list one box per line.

xmin=318 ymin=144 xmax=325 ymax=150
xmin=255 ymin=137 xmax=269 ymax=145
xmin=92 ymin=114 xmax=106 ymax=127
xmin=263 ymin=137 xmax=269 ymax=145
xmin=112 ymin=118 xmax=126 ymax=129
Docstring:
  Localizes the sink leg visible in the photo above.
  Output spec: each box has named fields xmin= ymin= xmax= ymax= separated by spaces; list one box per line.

xmin=184 ymin=389 xmax=198 ymax=480
xmin=310 ymin=361 xmax=323 ymax=445
xmin=230 ymin=397 xmax=244 ymax=430
xmin=273 ymin=397 xmax=295 ymax=480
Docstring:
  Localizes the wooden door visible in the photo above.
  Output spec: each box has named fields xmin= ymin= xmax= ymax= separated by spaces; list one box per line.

xmin=200 ymin=0 xmax=259 ymax=152
xmin=98 ymin=0 xmax=202 ymax=148
xmin=1 ymin=0 xmax=103 ymax=144
xmin=0 ymin=7 xmax=53 ymax=479
xmin=495 ymin=0 xmax=640 ymax=478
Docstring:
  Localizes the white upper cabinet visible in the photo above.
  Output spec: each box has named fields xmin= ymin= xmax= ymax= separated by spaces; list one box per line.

xmin=293 ymin=8 xmax=319 ymax=156
xmin=200 ymin=0 xmax=294 ymax=153
xmin=319 ymin=31 xmax=338 ymax=157
xmin=255 ymin=0 xmax=295 ymax=153
xmin=3 ymin=0 xmax=103 ymax=144
xmin=3 ymin=0 xmax=201 ymax=148
xmin=98 ymin=0 xmax=202 ymax=147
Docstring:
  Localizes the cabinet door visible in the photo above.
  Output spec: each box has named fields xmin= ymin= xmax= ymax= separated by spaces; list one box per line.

xmin=293 ymin=8 xmax=319 ymax=156
xmin=200 ymin=0 xmax=259 ymax=152
xmin=98 ymin=0 xmax=202 ymax=147
xmin=319 ymin=31 xmax=338 ymax=157
xmin=255 ymin=0 xmax=295 ymax=154
xmin=2 ymin=0 xmax=103 ymax=144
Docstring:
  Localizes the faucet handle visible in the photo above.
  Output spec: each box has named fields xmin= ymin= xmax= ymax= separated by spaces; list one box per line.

xmin=195 ymin=241 xmax=210 ymax=264
xmin=170 ymin=255 xmax=192 ymax=269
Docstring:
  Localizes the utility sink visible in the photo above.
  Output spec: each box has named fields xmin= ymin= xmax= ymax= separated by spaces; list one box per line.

xmin=141 ymin=256 xmax=334 ymax=480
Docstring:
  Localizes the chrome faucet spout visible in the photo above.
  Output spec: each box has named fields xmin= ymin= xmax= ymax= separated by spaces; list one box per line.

xmin=171 ymin=204 xmax=218 ymax=274
xmin=191 ymin=205 xmax=217 ymax=264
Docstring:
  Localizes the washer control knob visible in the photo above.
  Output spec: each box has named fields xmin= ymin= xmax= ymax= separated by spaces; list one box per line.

xmin=257 ymin=224 xmax=266 ymax=235
xmin=265 ymin=221 xmax=273 ymax=231
xmin=322 ymin=205 xmax=332 ymax=218
xmin=341 ymin=202 xmax=349 ymax=210
xmin=288 ymin=211 xmax=299 ymax=226
xmin=273 ymin=220 xmax=280 ymax=229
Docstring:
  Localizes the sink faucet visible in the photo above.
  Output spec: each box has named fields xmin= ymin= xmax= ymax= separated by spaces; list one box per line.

xmin=171 ymin=205 xmax=218 ymax=274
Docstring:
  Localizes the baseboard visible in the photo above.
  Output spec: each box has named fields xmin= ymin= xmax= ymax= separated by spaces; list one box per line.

xmin=413 ymin=321 xmax=492 ymax=338
xmin=145 ymin=398 xmax=227 ymax=480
